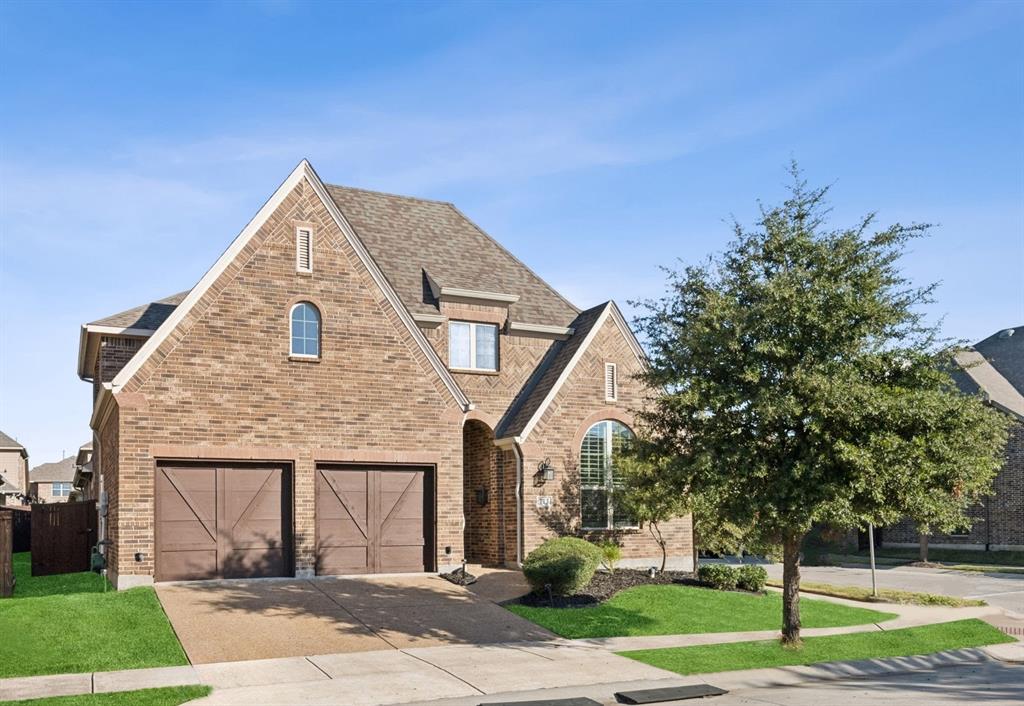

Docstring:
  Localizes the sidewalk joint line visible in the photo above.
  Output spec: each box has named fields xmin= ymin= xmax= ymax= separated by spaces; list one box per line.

xmin=305 ymin=656 xmax=334 ymax=680
xmin=400 ymin=650 xmax=486 ymax=695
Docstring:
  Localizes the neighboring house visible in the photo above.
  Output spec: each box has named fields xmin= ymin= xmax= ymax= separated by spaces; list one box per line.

xmin=887 ymin=326 xmax=1024 ymax=551
xmin=77 ymin=160 xmax=693 ymax=589
xmin=29 ymin=456 xmax=76 ymax=504
xmin=72 ymin=441 xmax=94 ymax=501
xmin=0 ymin=430 xmax=30 ymax=506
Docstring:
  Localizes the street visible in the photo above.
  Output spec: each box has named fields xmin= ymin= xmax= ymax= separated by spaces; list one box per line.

xmin=765 ymin=563 xmax=1024 ymax=615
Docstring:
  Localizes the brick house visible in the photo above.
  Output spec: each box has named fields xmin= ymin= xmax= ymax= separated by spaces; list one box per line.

xmin=886 ymin=326 xmax=1024 ymax=551
xmin=29 ymin=456 xmax=76 ymax=504
xmin=0 ymin=430 xmax=29 ymax=506
xmin=77 ymin=160 xmax=693 ymax=589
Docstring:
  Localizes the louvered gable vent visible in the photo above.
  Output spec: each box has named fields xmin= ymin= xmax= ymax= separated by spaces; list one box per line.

xmin=604 ymin=362 xmax=617 ymax=402
xmin=296 ymin=227 xmax=313 ymax=272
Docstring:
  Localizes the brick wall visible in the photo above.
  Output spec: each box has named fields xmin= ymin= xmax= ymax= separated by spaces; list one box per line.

xmin=521 ymin=315 xmax=694 ymax=568
xmin=105 ymin=178 xmax=465 ymax=582
xmin=885 ymin=419 xmax=1024 ymax=550
xmin=463 ymin=419 xmax=500 ymax=564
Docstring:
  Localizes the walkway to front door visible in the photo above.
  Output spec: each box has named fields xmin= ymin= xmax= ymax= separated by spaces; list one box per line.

xmin=156 ymin=569 xmax=552 ymax=664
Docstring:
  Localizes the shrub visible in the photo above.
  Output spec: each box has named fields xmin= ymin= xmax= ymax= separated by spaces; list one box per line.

xmin=737 ymin=564 xmax=767 ymax=592
xmin=523 ymin=537 xmax=603 ymax=596
xmin=697 ymin=563 xmax=738 ymax=590
xmin=596 ymin=540 xmax=622 ymax=573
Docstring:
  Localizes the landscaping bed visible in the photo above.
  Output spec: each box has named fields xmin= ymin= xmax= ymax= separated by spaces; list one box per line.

xmin=515 ymin=568 xmax=694 ymax=608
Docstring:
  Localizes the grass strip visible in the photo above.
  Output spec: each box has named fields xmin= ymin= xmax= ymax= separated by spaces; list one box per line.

xmin=0 ymin=553 xmax=188 ymax=678
xmin=850 ymin=547 xmax=1024 ymax=567
xmin=765 ymin=579 xmax=986 ymax=607
xmin=620 ymin=618 xmax=1013 ymax=676
xmin=0 ymin=686 xmax=211 ymax=706
xmin=505 ymin=584 xmax=895 ymax=639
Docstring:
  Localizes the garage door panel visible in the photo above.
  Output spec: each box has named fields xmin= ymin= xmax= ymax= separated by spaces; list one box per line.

xmin=316 ymin=466 xmax=430 ymax=575
xmin=156 ymin=463 xmax=289 ymax=582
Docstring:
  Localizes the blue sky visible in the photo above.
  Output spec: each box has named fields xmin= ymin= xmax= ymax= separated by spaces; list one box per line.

xmin=1 ymin=0 xmax=1022 ymax=465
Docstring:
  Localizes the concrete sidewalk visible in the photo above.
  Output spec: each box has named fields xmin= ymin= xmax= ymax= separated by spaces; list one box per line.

xmin=0 ymin=595 xmax=1016 ymax=703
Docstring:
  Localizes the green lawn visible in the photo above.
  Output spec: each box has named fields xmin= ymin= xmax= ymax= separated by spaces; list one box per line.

xmin=0 ymin=686 xmax=211 ymax=706
xmin=505 ymin=584 xmax=896 ymax=639
xmin=621 ymin=619 xmax=1013 ymax=675
xmin=765 ymin=579 xmax=987 ymax=607
xmin=0 ymin=553 xmax=188 ymax=678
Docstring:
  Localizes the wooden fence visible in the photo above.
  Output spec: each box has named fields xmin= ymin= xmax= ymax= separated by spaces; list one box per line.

xmin=31 ymin=501 xmax=97 ymax=576
xmin=7 ymin=505 xmax=31 ymax=552
xmin=1 ymin=511 xmax=13 ymax=597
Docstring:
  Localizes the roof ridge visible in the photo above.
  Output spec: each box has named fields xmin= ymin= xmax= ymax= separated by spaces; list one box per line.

xmin=445 ymin=203 xmax=581 ymax=316
xmin=325 ymin=183 xmax=454 ymax=207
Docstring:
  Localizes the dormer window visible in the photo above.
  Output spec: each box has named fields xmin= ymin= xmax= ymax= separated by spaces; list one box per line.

xmin=449 ymin=321 xmax=498 ymax=372
xmin=296 ymin=227 xmax=313 ymax=273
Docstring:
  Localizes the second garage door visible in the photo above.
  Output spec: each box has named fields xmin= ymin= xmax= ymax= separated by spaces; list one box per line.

xmin=155 ymin=462 xmax=291 ymax=581
xmin=316 ymin=465 xmax=432 ymax=574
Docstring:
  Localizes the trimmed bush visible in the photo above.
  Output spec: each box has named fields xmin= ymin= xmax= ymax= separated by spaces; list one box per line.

xmin=523 ymin=537 xmax=603 ymax=596
xmin=697 ymin=563 xmax=738 ymax=590
xmin=737 ymin=564 xmax=767 ymax=592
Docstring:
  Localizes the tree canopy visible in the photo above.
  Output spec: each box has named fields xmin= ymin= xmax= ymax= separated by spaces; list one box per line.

xmin=632 ymin=164 xmax=1010 ymax=643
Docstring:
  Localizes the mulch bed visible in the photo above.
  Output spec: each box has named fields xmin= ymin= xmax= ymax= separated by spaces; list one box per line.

xmin=515 ymin=568 xmax=697 ymax=608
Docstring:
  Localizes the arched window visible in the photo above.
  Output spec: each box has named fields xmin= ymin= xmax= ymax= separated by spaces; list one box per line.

xmin=290 ymin=302 xmax=321 ymax=357
xmin=580 ymin=420 xmax=636 ymax=530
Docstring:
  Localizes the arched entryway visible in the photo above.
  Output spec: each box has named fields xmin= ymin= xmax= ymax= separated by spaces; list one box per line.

xmin=463 ymin=419 xmax=501 ymax=565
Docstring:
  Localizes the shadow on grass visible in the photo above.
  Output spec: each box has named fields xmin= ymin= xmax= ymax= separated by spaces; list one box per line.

xmin=10 ymin=551 xmax=110 ymax=598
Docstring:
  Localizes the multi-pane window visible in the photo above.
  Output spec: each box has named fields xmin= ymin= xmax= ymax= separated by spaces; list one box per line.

xmin=290 ymin=302 xmax=321 ymax=357
xmin=580 ymin=420 xmax=636 ymax=530
xmin=449 ymin=321 xmax=498 ymax=371
xmin=52 ymin=482 xmax=71 ymax=497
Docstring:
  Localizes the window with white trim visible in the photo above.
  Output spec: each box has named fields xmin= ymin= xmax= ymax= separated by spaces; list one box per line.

xmin=290 ymin=302 xmax=321 ymax=357
xmin=580 ymin=420 xmax=636 ymax=529
xmin=52 ymin=482 xmax=72 ymax=497
xmin=296 ymin=227 xmax=313 ymax=272
xmin=449 ymin=321 xmax=498 ymax=371
xmin=604 ymin=363 xmax=617 ymax=401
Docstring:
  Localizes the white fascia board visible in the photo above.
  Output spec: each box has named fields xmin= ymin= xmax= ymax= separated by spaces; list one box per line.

xmin=303 ymin=162 xmax=472 ymax=412
xmin=111 ymin=160 xmax=311 ymax=391
xmin=438 ymin=286 xmax=520 ymax=305
xmin=507 ymin=321 xmax=574 ymax=339
xmin=85 ymin=325 xmax=158 ymax=336
xmin=77 ymin=326 xmax=90 ymax=380
xmin=412 ymin=312 xmax=447 ymax=326
xmin=518 ymin=304 xmax=613 ymax=441
xmin=89 ymin=384 xmax=115 ymax=430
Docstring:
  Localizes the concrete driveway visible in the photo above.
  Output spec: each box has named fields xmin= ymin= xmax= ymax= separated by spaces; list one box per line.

xmin=156 ymin=570 xmax=553 ymax=664
xmin=764 ymin=564 xmax=1024 ymax=615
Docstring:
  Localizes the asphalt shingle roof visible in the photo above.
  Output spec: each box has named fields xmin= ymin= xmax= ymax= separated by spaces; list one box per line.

xmin=89 ymin=291 xmax=190 ymax=330
xmin=0 ymin=430 xmax=25 ymax=450
xmin=973 ymin=327 xmax=1024 ymax=396
xmin=325 ymin=185 xmax=580 ymax=326
xmin=30 ymin=457 xmax=76 ymax=483
xmin=498 ymin=303 xmax=609 ymax=438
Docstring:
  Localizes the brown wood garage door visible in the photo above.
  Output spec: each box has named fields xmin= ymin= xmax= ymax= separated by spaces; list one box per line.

xmin=316 ymin=465 xmax=432 ymax=574
xmin=155 ymin=463 xmax=291 ymax=581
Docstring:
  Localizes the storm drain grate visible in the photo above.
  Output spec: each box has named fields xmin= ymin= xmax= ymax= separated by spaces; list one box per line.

xmin=615 ymin=684 xmax=728 ymax=704
xmin=998 ymin=625 xmax=1024 ymax=637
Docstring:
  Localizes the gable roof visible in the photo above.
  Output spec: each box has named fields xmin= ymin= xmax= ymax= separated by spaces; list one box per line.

xmin=30 ymin=456 xmax=76 ymax=483
xmin=956 ymin=326 xmax=1024 ymax=420
xmin=0 ymin=430 xmax=26 ymax=455
xmin=324 ymin=186 xmax=579 ymax=326
xmin=102 ymin=160 xmax=471 ymax=411
xmin=498 ymin=301 xmax=647 ymax=441
xmin=88 ymin=292 xmax=190 ymax=331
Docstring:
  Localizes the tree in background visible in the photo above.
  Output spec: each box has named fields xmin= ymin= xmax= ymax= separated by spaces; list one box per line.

xmin=632 ymin=164 xmax=1009 ymax=645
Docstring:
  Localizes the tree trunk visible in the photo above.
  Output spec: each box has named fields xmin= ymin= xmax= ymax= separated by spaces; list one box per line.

xmin=919 ymin=533 xmax=929 ymax=563
xmin=781 ymin=531 xmax=804 ymax=646
xmin=691 ymin=518 xmax=700 ymax=573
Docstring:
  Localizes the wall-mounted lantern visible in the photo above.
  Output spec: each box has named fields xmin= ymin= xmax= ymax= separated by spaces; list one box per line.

xmin=536 ymin=458 xmax=555 ymax=483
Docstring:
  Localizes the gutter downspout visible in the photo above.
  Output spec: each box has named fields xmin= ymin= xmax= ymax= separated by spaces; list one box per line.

xmin=511 ymin=442 xmax=524 ymax=566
